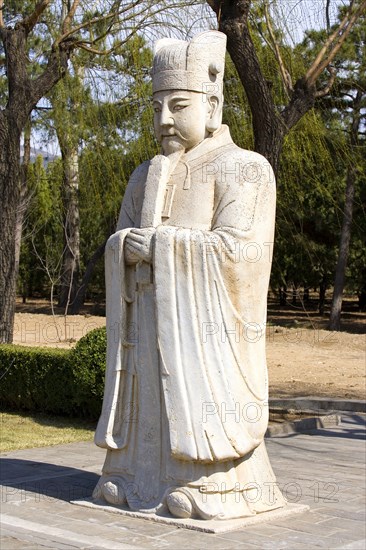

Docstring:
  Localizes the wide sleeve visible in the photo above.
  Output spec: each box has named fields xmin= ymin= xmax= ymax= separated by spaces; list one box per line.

xmin=95 ymin=161 xmax=149 ymax=450
xmin=153 ymin=150 xmax=276 ymax=463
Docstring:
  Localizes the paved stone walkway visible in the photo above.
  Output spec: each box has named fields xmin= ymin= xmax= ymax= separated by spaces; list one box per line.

xmin=1 ymin=414 xmax=365 ymax=549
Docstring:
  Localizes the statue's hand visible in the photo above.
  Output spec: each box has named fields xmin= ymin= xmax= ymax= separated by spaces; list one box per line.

xmin=124 ymin=228 xmax=155 ymax=264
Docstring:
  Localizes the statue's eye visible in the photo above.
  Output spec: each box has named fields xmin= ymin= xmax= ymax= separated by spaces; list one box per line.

xmin=173 ymin=104 xmax=186 ymax=112
xmin=154 ymin=107 xmax=161 ymax=113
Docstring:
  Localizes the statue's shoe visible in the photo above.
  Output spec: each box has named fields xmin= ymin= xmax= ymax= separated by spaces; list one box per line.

xmin=166 ymin=491 xmax=193 ymax=519
xmin=102 ymin=479 xmax=126 ymax=505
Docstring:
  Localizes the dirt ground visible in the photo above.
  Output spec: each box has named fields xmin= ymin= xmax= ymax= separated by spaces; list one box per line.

xmin=12 ymin=298 xmax=366 ymax=400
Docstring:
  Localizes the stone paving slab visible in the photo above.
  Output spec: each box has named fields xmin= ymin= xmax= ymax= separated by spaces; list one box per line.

xmin=1 ymin=515 xmax=138 ymax=549
xmin=1 ymin=413 xmax=365 ymax=549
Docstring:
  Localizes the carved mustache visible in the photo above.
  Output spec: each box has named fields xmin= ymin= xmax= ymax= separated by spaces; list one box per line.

xmin=160 ymin=128 xmax=186 ymax=142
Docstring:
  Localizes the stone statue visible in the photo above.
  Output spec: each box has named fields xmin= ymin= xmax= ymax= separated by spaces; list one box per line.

xmin=93 ymin=30 xmax=286 ymax=521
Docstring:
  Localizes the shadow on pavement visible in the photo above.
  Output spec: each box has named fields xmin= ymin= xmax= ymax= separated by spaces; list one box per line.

xmin=312 ymin=414 xmax=366 ymax=440
xmin=0 ymin=458 xmax=98 ymax=502
xmin=268 ymin=414 xmax=366 ymax=441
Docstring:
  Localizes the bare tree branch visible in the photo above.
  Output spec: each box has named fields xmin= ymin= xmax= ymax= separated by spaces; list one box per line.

xmin=264 ymin=1 xmax=293 ymax=97
xmin=0 ymin=0 xmax=4 ymax=29
xmin=20 ymin=0 xmax=51 ymax=35
xmin=76 ymin=40 xmax=125 ymax=56
xmin=55 ymin=7 xmax=126 ymax=47
xmin=315 ymin=66 xmax=337 ymax=98
xmin=54 ymin=0 xmax=145 ymax=47
xmin=305 ymin=0 xmax=366 ymax=86
xmin=29 ymin=43 xmax=71 ymax=115
xmin=61 ymin=0 xmax=80 ymax=34
xmin=326 ymin=0 xmax=331 ymax=32
xmin=55 ymin=0 xmax=198 ymax=55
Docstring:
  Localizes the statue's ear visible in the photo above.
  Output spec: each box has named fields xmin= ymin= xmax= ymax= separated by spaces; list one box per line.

xmin=206 ymin=96 xmax=222 ymax=133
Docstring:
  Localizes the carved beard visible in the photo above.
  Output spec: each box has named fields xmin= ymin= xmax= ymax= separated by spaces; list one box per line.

xmin=161 ymin=135 xmax=186 ymax=155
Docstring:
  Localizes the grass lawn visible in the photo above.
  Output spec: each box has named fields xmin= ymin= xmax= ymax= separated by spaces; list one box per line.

xmin=0 ymin=411 xmax=96 ymax=452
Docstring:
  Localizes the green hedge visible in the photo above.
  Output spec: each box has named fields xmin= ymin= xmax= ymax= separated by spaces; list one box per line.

xmin=69 ymin=327 xmax=107 ymax=418
xmin=0 ymin=327 xmax=107 ymax=419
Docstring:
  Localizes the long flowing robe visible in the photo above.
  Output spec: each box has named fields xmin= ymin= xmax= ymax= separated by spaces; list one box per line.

xmin=94 ymin=125 xmax=285 ymax=519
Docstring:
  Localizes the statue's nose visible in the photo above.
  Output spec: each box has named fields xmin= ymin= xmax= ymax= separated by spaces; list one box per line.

xmin=160 ymin=105 xmax=174 ymax=126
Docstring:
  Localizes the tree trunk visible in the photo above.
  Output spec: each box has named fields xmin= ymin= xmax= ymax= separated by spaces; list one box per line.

xmin=206 ymin=0 xmax=320 ymax=174
xmin=223 ymin=22 xmax=285 ymax=173
xmin=0 ymin=113 xmax=21 ymax=343
xmin=279 ymin=284 xmax=287 ymax=306
xmin=209 ymin=0 xmax=285 ymax=172
xmin=292 ymin=286 xmax=297 ymax=306
xmin=71 ymin=239 xmax=108 ymax=314
xmin=328 ymin=165 xmax=356 ymax=329
xmin=58 ymin=146 xmax=81 ymax=309
xmin=319 ymin=277 xmax=327 ymax=316
xmin=0 ymin=20 xmax=71 ymax=342
xmin=56 ymin=62 xmax=85 ymax=312
xmin=328 ymin=90 xmax=362 ymax=331
xmin=14 ymin=119 xmax=31 ymax=279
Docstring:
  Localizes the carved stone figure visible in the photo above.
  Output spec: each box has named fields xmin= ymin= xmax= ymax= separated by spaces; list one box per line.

xmin=93 ymin=30 xmax=286 ymax=521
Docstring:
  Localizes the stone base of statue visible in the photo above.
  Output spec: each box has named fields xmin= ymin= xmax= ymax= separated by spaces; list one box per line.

xmin=72 ymin=439 xmax=309 ymax=531
xmin=72 ymin=498 xmax=309 ymax=534
xmin=90 ymin=441 xmax=287 ymax=521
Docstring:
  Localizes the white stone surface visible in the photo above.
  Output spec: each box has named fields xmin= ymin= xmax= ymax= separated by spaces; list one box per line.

xmin=94 ymin=30 xmax=286 ymax=521
xmin=73 ymin=500 xmax=309 ymax=534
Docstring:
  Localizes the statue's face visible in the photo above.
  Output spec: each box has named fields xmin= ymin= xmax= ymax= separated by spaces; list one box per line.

xmin=153 ymin=90 xmax=211 ymax=155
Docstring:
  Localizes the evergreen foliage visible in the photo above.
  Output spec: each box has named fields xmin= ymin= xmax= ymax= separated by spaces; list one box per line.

xmin=0 ymin=345 xmax=72 ymax=414
xmin=68 ymin=327 xmax=107 ymax=418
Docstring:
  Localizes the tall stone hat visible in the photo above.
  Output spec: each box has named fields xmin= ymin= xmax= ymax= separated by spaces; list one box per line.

xmin=152 ymin=30 xmax=227 ymax=95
